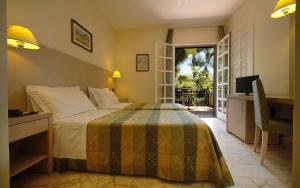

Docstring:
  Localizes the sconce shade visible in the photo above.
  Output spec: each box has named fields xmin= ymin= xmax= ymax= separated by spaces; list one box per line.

xmin=112 ymin=71 xmax=121 ymax=78
xmin=7 ymin=25 xmax=40 ymax=50
xmin=271 ymin=0 xmax=296 ymax=18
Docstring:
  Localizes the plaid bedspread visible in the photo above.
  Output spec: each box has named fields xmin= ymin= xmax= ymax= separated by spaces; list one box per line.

xmin=86 ymin=110 xmax=234 ymax=187
xmin=124 ymin=103 xmax=186 ymax=110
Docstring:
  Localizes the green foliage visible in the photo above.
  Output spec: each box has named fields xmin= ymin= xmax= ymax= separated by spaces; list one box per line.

xmin=176 ymin=75 xmax=196 ymax=89
xmin=175 ymin=47 xmax=214 ymax=92
xmin=175 ymin=48 xmax=188 ymax=74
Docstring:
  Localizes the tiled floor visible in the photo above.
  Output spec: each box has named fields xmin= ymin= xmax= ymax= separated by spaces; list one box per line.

xmin=12 ymin=118 xmax=292 ymax=188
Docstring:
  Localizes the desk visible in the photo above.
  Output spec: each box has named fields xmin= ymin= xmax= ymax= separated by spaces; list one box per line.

xmin=228 ymin=95 xmax=294 ymax=105
xmin=226 ymin=95 xmax=293 ymax=144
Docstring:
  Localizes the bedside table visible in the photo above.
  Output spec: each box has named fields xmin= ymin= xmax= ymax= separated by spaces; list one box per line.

xmin=120 ymin=98 xmax=128 ymax=103
xmin=9 ymin=112 xmax=53 ymax=177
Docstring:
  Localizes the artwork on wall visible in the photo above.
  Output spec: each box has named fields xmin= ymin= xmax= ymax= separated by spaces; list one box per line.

xmin=71 ymin=19 xmax=93 ymax=52
xmin=136 ymin=54 xmax=149 ymax=72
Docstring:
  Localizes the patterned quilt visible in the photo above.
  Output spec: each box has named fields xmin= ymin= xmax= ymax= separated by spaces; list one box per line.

xmin=86 ymin=110 xmax=234 ymax=187
xmin=123 ymin=103 xmax=186 ymax=110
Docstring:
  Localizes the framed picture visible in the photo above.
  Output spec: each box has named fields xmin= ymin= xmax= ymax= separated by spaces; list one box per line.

xmin=71 ymin=19 xmax=93 ymax=52
xmin=136 ymin=54 xmax=149 ymax=72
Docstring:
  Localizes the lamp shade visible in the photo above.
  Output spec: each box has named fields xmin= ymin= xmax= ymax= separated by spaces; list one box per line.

xmin=7 ymin=25 xmax=40 ymax=50
xmin=271 ymin=0 xmax=296 ymax=18
xmin=112 ymin=71 xmax=121 ymax=78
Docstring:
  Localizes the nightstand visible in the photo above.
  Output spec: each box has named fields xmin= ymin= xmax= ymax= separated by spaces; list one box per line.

xmin=9 ymin=112 xmax=53 ymax=177
xmin=120 ymin=98 xmax=128 ymax=103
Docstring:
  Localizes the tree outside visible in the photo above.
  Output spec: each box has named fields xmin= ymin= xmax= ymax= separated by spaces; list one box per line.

xmin=175 ymin=47 xmax=215 ymax=107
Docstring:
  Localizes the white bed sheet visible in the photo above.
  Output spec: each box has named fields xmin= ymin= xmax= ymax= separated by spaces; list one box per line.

xmin=53 ymin=109 xmax=118 ymax=160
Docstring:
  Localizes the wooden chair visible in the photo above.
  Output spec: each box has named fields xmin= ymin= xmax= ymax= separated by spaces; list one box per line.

xmin=252 ymin=79 xmax=293 ymax=164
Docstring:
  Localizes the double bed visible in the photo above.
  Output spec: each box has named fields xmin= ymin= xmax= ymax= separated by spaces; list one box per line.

xmin=26 ymin=85 xmax=234 ymax=187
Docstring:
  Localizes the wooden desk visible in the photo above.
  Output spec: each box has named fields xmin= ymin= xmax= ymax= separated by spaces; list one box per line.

xmin=226 ymin=95 xmax=293 ymax=144
xmin=228 ymin=95 xmax=294 ymax=105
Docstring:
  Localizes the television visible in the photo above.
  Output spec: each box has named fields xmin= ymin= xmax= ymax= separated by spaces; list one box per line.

xmin=236 ymin=75 xmax=259 ymax=95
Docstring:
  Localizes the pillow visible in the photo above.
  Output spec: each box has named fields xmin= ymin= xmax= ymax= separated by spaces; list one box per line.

xmin=88 ymin=87 xmax=109 ymax=106
xmin=26 ymin=85 xmax=80 ymax=112
xmin=88 ymin=87 xmax=119 ymax=108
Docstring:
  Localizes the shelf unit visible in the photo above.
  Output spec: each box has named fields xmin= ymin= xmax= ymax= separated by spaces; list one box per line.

xmin=9 ymin=112 xmax=53 ymax=178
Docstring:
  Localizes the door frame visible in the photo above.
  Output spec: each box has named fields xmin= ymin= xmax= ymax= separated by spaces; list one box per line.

xmin=174 ymin=43 xmax=217 ymax=116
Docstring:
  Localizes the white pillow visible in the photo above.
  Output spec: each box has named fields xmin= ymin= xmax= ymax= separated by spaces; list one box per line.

xmin=26 ymin=85 xmax=80 ymax=112
xmin=88 ymin=87 xmax=119 ymax=108
xmin=88 ymin=87 xmax=109 ymax=106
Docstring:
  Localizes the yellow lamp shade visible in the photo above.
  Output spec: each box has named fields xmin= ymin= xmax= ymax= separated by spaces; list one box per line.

xmin=112 ymin=71 xmax=121 ymax=78
xmin=7 ymin=25 xmax=40 ymax=50
xmin=271 ymin=0 xmax=296 ymax=18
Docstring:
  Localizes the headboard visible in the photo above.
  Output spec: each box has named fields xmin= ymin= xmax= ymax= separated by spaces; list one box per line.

xmin=8 ymin=44 xmax=113 ymax=110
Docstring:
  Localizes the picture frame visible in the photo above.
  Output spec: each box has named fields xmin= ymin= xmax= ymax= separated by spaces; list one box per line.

xmin=71 ymin=19 xmax=93 ymax=52
xmin=136 ymin=54 xmax=149 ymax=72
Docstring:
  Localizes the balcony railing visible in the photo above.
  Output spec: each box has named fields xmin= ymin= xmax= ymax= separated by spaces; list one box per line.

xmin=175 ymin=88 xmax=212 ymax=107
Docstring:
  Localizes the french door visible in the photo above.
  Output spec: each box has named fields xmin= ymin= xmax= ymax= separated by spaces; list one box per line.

xmin=216 ymin=34 xmax=230 ymax=120
xmin=155 ymin=43 xmax=175 ymax=103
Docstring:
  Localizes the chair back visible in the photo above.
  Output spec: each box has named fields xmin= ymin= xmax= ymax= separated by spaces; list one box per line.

xmin=252 ymin=79 xmax=269 ymax=130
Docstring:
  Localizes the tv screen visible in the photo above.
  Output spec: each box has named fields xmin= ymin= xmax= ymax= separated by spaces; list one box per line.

xmin=236 ymin=75 xmax=259 ymax=95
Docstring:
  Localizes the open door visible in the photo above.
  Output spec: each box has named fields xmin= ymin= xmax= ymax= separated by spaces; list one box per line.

xmin=216 ymin=34 xmax=230 ymax=120
xmin=155 ymin=43 xmax=175 ymax=103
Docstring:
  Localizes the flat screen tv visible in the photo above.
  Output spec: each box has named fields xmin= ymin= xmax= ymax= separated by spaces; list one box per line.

xmin=236 ymin=75 xmax=259 ymax=95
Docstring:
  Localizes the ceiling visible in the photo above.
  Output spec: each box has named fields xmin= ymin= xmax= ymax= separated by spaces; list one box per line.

xmin=93 ymin=0 xmax=245 ymax=30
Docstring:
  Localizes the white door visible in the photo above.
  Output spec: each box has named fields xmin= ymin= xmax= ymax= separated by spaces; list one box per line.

xmin=155 ymin=43 xmax=175 ymax=103
xmin=217 ymin=34 xmax=230 ymax=120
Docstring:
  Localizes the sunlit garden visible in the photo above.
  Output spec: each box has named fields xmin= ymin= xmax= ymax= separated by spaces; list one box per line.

xmin=175 ymin=47 xmax=215 ymax=112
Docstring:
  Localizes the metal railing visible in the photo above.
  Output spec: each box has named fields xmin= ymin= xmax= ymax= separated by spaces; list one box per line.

xmin=175 ymin=88 xmax=212 ymax=107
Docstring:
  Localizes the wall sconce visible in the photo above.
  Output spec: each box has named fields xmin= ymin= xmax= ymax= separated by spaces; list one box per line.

xmin=271 ymin=0 xmax=296 ymax=18
xmin=7 ymin=25 xmax=40 ymax=50
xmin=112 ymin=71 xmax=121 ymax=92
xmin=112 ymin=71 xmax=121 ymax=79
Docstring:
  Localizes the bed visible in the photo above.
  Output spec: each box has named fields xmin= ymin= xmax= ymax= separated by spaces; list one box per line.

xmin=53 ymin=109 xmax=234 ymax=187
xmin=26 ymin=85 xmax=234 ymax=187
xmin=101 ymin=102 xmax=186 ymax=110
xmin=87 ymin=87 xmax=187 ymax=111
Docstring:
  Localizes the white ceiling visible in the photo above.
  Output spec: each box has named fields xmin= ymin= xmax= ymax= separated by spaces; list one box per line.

xmin=93 ymin=0 xmax=245 ymax=30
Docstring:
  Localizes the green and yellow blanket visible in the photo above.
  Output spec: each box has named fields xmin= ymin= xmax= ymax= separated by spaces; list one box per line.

xmin=123 ymin=103 xmax=186 ymax=110
xmin=85 ymin=110 xmax=234 ymax=187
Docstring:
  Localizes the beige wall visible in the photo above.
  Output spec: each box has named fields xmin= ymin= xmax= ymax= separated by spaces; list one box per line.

xmin=7 ymin=0 xmax=116 ymax=70
xmin=0 ymin=0 xmax=10 ymax=187
xmin=227 ymin=0 xmax=291 ymax=96
xmin=115 ymin=27 xmax=220 ymax=102
xmin=174 ymin=27 xmax=219 ymax=45
xmin=290 ymin=15 xmax=295 ymax=96
xmin=115 ymin=27 xmax=167 ymax=103
xmin=293 ymin=1 xmax=300 ymax=187
xmin=8 ymin=45 xmax=113 ymax=111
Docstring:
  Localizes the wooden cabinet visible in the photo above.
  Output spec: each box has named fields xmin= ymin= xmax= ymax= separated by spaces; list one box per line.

xmin=9 ymin=112 xmax=53 ymax=177
xmin=227 ymin=95 xmax=279 ymax=144
xmin=227 ymin=98 xmax=255 ymax=143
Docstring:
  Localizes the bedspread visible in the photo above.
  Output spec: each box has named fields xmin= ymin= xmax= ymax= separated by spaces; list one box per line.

xmin=86 ymin=110 xmax=234 ymax=187
xmin=123 ymin=103 xmax=186 ymax=110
